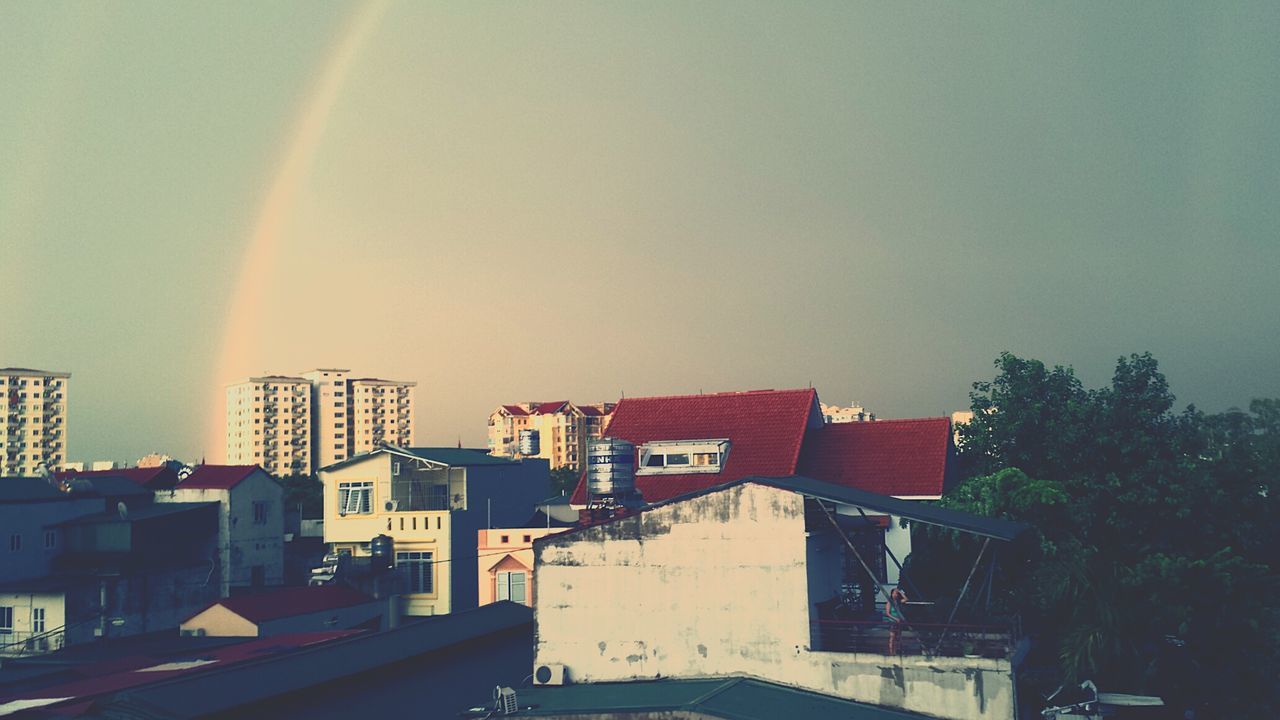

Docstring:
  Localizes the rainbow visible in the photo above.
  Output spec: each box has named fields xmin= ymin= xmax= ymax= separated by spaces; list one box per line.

xmin=205 ymin=0 xmax=388 ymax=460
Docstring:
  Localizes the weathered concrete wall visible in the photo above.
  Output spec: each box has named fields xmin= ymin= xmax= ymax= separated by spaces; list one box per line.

xmin=534 ymin=482 xmax=1014 ymax=720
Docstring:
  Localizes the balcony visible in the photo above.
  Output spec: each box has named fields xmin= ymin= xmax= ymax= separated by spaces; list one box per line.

xmin=811 ymin=618 xmax=1015 ymax=659
xmin=0 ymin=630 xmax=65 ymax=657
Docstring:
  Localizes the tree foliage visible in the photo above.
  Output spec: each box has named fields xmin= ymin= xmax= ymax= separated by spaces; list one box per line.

xmin=278 ymin=473 xmax=324 ymax=518
xmin=929 ymin=352 xmax=1278 ymax=717
xmin=549 ymin=466 xmax=582 ymax=498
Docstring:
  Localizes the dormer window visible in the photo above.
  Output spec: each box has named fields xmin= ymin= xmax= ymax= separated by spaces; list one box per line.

xmin=637 ymin=439 xmax=730 ymax=475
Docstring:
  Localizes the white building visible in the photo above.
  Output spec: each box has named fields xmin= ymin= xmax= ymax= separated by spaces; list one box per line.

xmin=534 ymin=476 xmax=1027 ymax=720
xmin=226 ymin=370 xmax=416 ymax=476
xmin=156 ymin=465 xmax=285 ymax=596
xmin=226 ymin=376 xmax=313 ymax=477
xmin=820 ymin=401 xmax=877 ymax=423
xmin=1 ymin=368 xmax=70 ymax=477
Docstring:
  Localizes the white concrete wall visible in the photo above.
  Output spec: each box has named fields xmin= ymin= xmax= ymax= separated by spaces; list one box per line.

xmin=534 ymin=482 xmax=1013 ymax=720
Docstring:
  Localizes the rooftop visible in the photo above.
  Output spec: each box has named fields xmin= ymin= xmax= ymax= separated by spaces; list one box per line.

xmin=0 ymin=477 xmax=64 ymax=502
xmin=55 ymin=465 xmax=181 ymax=490
xmin=798 ymin=417 xmax=953 ymax=498
xmin=177 ymin=464 xmax=266 ymax=490
xmin=55 ymin=502 xmax=217 ymax=527
xmin=196 ymin=585 xmax=375 ymax=624
xmin=0 ymin=368 xmax=70 ymax=378
xmin=468 ymin=676 xmax=934 ymax=719
xmin=571 ymin=389 xmax=821 ymax=504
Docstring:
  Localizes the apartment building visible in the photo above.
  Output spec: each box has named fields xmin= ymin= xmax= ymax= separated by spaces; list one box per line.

xmin=226 ymin=370 xmax=416 ymax=477
xmin=820 ymin=401 xmax=877 ymax=423
xmin=225 ymin=376 xmax=313 ymax=477
xmin=487 ymin=401 xmax=615 ymax=469
xmin=1 ymin=368 xmax=70 ymax=477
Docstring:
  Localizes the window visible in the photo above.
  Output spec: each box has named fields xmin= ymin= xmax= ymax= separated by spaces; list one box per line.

xmin=44 ymin=530 xmax=55 ymax=549
xmin=500 ymin=535 xmax=509 ymax=543
xmin=396 ymin=551 xmax=433 ymax=593
xmin=31 ymin=607 xmax=44 ymax=634
xmin=253 ymin=501 xmax=269 ymax=524
xmin=637 ymin=439 xmax=730 ymax=476
xmin=496 ymin=571 xmax=528 ymax=605
xmin=0 ymin=607 xmax=11 ymax=634
xmin=8 ymin=534 xmax=20 ymax=552
xmin=337 ymin=481 xmax=373 ymax=515
xmin=523 ymin=534 xmax=531 ymax=543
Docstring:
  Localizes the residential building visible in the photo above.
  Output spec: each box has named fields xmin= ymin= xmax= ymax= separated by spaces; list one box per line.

xmin=225 ymin=376 xmax=313 ymax=477
xmin=488 ymin=401 xmax=616 ymax=469
xmin=180 ymin=585 xmax=381 ymax=637
xmin=1 ymin=368 xmax=70 ymax=477
xmin=534 ymin=476 xmax=1028 ymax=720
xmin=226 ymin=369 xmax=417 ymax=476
xmin=155 ymin=465 xmax=285 ymax=596
xmin=0 ymin=477 xmax=105 ymax=584
xmin=820 ymin=401 xmax=877 ymax=423
xmin=56 ymin=464 xmax=182 ymax=491
xmin=477 ymin=496 xmax=577 ymax=608
xmin=347 ymin=377 xmax=416 ymax=455
xmin=319 ymin=447 xmax=549 ymax=616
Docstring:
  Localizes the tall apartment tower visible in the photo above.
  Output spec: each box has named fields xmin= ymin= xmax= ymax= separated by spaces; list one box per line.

xmin=227 ymin=370 xmax=416 ymax=476
xmin=1 ymin=368 xmax=70 ymax=477
xmin=348 ymin=378 xmax=416 ymax=455
xmin=225 ymin=376 xmax=313 ymax=477
xmin=300 ymin=369 xmax=351 ymax=470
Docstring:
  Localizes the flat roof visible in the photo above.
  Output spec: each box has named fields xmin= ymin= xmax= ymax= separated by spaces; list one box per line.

xmin=472 ymin=676 xmax=934 ymax=719
xmin=0 ymin=368 xmax=70 ymax=378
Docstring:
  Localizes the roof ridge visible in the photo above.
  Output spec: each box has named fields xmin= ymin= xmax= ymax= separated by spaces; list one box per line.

xmin=616 ymin=388 xmax=814 ymax=403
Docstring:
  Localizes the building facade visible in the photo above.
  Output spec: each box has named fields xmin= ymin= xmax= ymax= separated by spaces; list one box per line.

xmin=1 ymin=368 xmax=70 ymax=477
xmin=225 ymin=376 xmax=313 ymax=477
xmin=227 ymin=370 xmax=416 ymax=476
xmin=820 ymin=401 xmax=877 ymax=423
xmin=320 ymin=447 xmax=549 ymax=616
xmin=487 ymin=401 xmax=615 ymax=469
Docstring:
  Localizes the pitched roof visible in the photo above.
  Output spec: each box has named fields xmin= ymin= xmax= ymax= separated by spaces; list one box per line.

xmin=501 ymin=404 xmax=530 ymax=416
xmin=534 ymin=401 xmax=570 ymax=414
xmin=54 ymin=466 xmax=180 ymax=489
xmin=797 ymin=417 xmax=952 ymax=498
xmin=203 ymin=585 xmax=375 ymax=624
xmin=177 ymin=465 xmax=266 ymax=490
xmin=406 ymin=447 xmax=517 ymax=466
xmin=577 ymin=405 xmax=607 ymax=416
xmin=0 ymin=477 xmax=64 ymax=502
xmin=71 ymin=476 xmax=153 ymax=498
xmin=570 ymin=389 xmax=821 ymax=504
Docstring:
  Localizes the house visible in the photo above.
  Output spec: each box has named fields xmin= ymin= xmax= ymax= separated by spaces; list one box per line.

xmin=568 ymin=389 xmax=954 ymax=586
xmin=155 ymin=465 xmax=285 ymax=596
xmin=180 ymin=585 xmax=382 ymax=637
xmin=477 ymin=496 xmax=578 ymax=608
xmin=320 ymin=446 xmax=550 ymax=616
xmin=534 ymin=476 xmax=1028 ymax=720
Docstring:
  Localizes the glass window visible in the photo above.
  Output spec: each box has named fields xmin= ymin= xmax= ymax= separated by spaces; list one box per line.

xmin=337 ymin=481 xmax=373 ymax=515
xmin=43 ymin=530 xmax=55 ymax=549
xmin=665 ymin=453 xmax=690 ymax=466
xmin=396 ymin=551 xmax=433 ymax=593
xmin=496 ymin=571 xmax=528 ymax=605
xmin=8 ymin=534 xmax=20 ymax=552
xmin=31 ymin=607 xmax=44 ymax=633
xmin=0 ymin=606 xmax=11 ymax=634
xmin=645 ymin=454 xmax=664 ymax=467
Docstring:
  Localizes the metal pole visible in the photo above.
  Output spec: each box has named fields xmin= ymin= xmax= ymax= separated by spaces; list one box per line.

xmin=932 ymin=537 xmax=990 ymax=656
xmin=853 ymin=506 xmax=923 ymax=601
xmin=819 ymin=502 xmax=892 ymax=608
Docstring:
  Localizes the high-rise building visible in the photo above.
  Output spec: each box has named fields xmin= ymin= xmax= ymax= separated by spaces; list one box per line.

xmin=226 ymin=370 xmax=417 ymax=475
xmin=487 ymin=401 xmax=615 ymax=470
xmin=225 ymin=376 xmax=313 ymax=477
xmin=1 ymin=368 xmax=70 ymax=477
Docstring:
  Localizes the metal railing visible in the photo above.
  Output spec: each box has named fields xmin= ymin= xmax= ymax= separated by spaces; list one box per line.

xmin=811 ymin=619 xmax=1014 ymax=659
xmin=0 ymin=630 xmax=65 ymax=656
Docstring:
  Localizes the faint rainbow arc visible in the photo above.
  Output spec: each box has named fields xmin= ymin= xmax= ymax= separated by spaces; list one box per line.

xmin=205 ymin=0 xmax=388 ymax=461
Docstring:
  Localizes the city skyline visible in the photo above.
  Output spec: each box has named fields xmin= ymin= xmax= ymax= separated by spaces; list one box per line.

xmin=4 ymin=2 xmax=1279 ymax=464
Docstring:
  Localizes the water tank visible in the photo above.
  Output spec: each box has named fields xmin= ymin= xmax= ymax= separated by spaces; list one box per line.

xmin=518 ymin=429 xmax=540 ymax=456
xmin=587 ymin=438 xmax=636 ymax=498
xmin=370 ymin=534 xmax=394 ymax=572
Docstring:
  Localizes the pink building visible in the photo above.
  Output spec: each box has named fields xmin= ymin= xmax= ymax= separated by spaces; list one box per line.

xmin=477 ymin=498 xmax=577 ymax=607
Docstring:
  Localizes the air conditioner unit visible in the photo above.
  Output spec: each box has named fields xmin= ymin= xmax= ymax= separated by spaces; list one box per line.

xmin=533 ymin=664 xmax=569 ymax=686
xmin=385 ymin=500 xmax=400 ymax=512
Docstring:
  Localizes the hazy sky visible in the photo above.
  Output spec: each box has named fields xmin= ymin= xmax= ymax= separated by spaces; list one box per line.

xmin=3 ymin=2 xmax=1278 ymax=464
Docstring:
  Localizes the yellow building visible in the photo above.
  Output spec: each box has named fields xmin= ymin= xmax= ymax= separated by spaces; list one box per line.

xmin=1 ymin=368 xmax=70 ymax=477
xmin=320 ymin=446 xmax=549 ymax=616
xmin=487 ymin=401 xmax=615 ymax=469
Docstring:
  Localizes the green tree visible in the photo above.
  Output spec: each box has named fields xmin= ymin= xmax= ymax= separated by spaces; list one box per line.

xmin=278 ymin=473 xmax=324 ymax=518
xmin=929 ymin=352 xmax=1279 ymax=717
xmin=549 ymin=466 xmax=581 ymax=497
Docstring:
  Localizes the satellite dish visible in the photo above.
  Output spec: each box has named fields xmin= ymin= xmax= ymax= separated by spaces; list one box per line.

xmin=177 ymin=465 xmax=194 ymax=481
xmin=117 ymin=502 xmax=128 ymax=520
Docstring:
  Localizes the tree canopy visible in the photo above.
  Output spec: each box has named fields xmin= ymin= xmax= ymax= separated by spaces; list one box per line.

xmin=926 ymin=352 xmax=1278 ymax=718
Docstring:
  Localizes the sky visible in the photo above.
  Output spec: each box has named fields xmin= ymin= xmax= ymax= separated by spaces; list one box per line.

xmin=2 ymin=2 xmax=1278 ymax=465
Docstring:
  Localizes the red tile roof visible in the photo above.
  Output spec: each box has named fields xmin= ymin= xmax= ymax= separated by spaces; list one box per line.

xmin=797 ymin=418 xmax=952 ymax=498
xmin=571 ymin=389 xmax=821 ymax=504
xmin=577 ymin=405 xmax=607 ymax=416
xmin=201 ymin=585 xmax=375 ymax=624
xmin=178 ymin=465 xmax=265 ymax=490
xmin=501 ymin=404 xmax=529 ymax=416
xmin=534 ymin=401 xmax=570 ymax=414
xmin=54 ymin=466 xmax=179 ymax=490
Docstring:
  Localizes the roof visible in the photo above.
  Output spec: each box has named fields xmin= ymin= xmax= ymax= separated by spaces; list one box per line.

xmin=485 ymin=676 xmax=933 ymax=719
xmin=577 ymin=405 xmax=607 ymax=416
xmin=96 ymin=603 xmax=533 ymax=720
xmin=199 ymin=585 xmax=375 ymax=624
xmin=177 ymin=465 xmax=265 ymax=490
xmin=534 ymin=400 xmax=570 ymax=414
xmin=55 ymin=465 xmax=181 ymax=489
xmin=0 ymin=368 xmax=70 ymax=377
xmin=405 ymin=447 xmax=517 ymax=466
xmin=798 ymin=418 xmax=952 ymax=497
xmin=0 ymin=477 xmax=64 ymax=502
xmin=67 ymin=476 xmax=153 ymax=498
xmin=570 ymin=389 xmax=821 ymax=504
xmin=56 ymin=502 xmax=218 ymax=527
xmin=501 ymin=404 xmax=530 ymax=416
